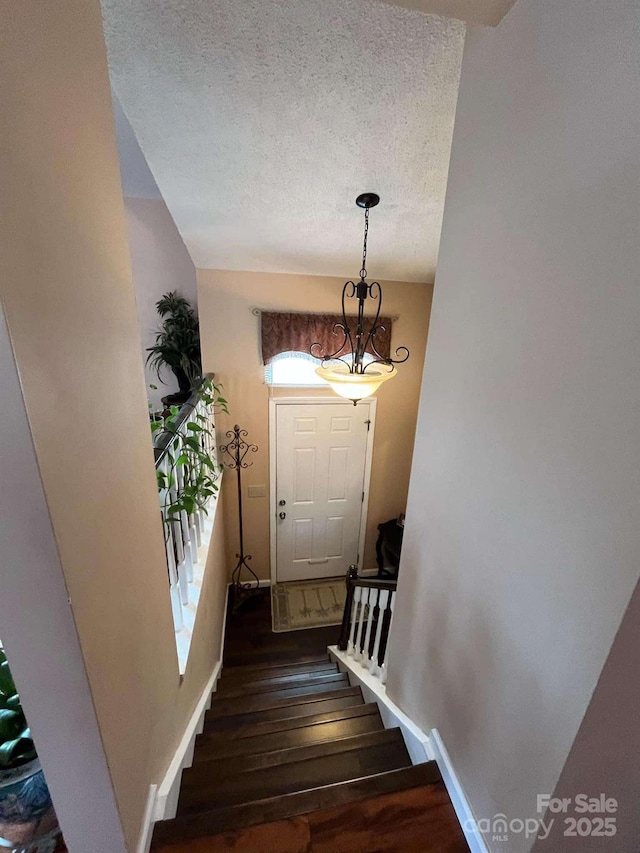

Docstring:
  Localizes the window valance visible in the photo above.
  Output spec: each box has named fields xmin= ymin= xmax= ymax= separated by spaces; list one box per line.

xmin=261 ymin=311 xmax=393 ymax=365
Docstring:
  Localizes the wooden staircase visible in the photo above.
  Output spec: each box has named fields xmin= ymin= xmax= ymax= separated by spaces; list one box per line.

xmin=151 ymin=654 xmax=443 ymax=850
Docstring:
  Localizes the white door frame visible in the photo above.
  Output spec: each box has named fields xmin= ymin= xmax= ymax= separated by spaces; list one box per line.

xmin=269 ymin=397 xmax=377 ymax=586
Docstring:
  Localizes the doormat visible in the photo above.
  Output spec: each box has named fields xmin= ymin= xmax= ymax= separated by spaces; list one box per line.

xmin=271 ymin=577 xmax=346 ymax=633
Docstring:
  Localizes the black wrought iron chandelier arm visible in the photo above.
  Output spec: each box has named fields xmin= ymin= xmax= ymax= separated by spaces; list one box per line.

xmin=361 ymin=347 xmax=410 ymax=372
xmin=311 ymin=281 xmax=357 ymax=365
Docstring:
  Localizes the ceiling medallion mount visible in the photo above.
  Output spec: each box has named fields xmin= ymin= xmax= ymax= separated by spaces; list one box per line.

xmin=312 ymin=193 xmax=410 ymax=404
xmin=355 ymin=192 xmax=380 ymax=210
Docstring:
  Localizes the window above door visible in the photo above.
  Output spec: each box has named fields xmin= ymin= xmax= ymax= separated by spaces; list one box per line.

xmin=265 ymin=350 xmax=375 ymax=387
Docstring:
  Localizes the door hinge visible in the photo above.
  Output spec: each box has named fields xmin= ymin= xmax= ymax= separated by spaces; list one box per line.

xmin=365 ymin=419 xmax=371 ymax=431
xmin=362 ymin=491 xmax=365 ymax=502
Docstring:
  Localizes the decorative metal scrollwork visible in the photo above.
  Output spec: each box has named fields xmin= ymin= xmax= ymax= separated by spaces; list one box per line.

xmin=219 ymin=425 xmax=260 ymax=610
xmin=310 ymin=195 xmax=410 ymax=376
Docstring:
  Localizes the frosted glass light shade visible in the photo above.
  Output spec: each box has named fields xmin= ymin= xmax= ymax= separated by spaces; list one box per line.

xmin=315 ymin=362 xmax=397 ymax=402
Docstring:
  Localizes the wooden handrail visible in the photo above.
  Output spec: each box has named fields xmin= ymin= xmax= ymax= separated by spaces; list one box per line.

xmin=154 ymin=372 xmax=215 ymax=466
xmin=347 ymin=577 xmax=398 ymax=592
xmin=337 ymin=565 xmax=397 ymax=651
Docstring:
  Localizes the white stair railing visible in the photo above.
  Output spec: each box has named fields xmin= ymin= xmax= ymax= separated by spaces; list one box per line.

xmin=338 ymin=566 xmax=397 ymax=685
xmin=153 ymin=376 xmax=221 ymax=672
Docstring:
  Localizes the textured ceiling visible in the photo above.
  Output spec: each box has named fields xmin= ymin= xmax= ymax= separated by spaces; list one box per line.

xmin=375 ymin=0 xmax=518 ymax=26
xmin=103 ymin=0 xmax=466 ymax=282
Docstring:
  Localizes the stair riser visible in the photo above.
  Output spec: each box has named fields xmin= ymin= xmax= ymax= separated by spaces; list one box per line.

xmin=206 ymin=677 xmax=350 ymax=718
xmin=193 ymin=712 xmax=383 ymax=762
xmin=183 ymin=729 xmax=402 ymax=784
xmin=221 ymin=655 xmax=331 ymax=678
xmin=151 ymin=762 xmax=443 ymax=847
xmin=196 ymin=702 xmax=379 ymax=750
xmin=203 ymin=689 xmax=363 ymax=734
xmin=178 ymin=740 xmax=411 ymax=813
xmin=220 ymin=661 xmax=337 ymax=684
xmin=216 ymin=670 xmax=345 ymax=699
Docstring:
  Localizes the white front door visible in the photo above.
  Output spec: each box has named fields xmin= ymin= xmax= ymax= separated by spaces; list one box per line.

xmin=274 ymin=403 xmax=371 ymax=582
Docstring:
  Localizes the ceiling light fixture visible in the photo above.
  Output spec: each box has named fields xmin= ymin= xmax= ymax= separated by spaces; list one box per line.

xmin=312 ymin=193 xmax=409 ymax=404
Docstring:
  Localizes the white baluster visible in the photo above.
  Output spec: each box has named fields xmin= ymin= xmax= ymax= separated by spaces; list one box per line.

xmin=163 ymin=504 xmax=183 ymax=631
xmin=354 ymin=587 xmax=369 ymax=662
xmin=175 ymin=461 xmax=193 ymax=567
xmin=370 ymin=589 xmax=389 ymax=677
xmin=380 ymin=589 xmax=396 ymax=685
xmin=182 ymin=511 xmax=194 ymax=584
xmin=362 ymin=588 xmax=377 ymax=667
xmin=347 ymin=587 xmax=361 ymax=657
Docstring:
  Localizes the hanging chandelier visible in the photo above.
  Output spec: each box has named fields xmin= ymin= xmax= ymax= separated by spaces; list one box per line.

xmin=312 ymin=193 xmax=409 ymax=404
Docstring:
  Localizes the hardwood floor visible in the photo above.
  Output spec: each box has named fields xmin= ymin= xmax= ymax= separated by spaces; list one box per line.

xmin=223 ymin=589 xmax=338 ymax=669
xmin=149 ymin=588 xmax=469 ymax=852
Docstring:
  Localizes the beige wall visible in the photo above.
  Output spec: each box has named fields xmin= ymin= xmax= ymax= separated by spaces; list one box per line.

xmin=386 ymin=0 xmax=640 ymax=851
xmin=197 ymin=269 xmax=432 ymax=579
xmin=0 ymin=3 xmax=228 ymax=849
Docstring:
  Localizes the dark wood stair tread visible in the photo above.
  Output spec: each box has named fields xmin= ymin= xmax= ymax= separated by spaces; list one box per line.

xmin=204 ymin=687 xmax=363 ymax=733
xmin=222 ymin=654 xmax=331 ymax=677
xmin=178 ymin=729 xmax=411 ymax=813
xmin=206 ymin=675 xmax=350 ymax=718
xmin=220 ymin=660 xmax=337 ymax=684
xmin=216 ymin=669 xmax=346 ymax=699
xmin=151 ymin=762 xmax=442 ymax=847
xmin=194 ymin=704 xmax=383 ymax=761
xmin=196 ymin=702 xmax=379 ymax=753
xmin=184 ymin=728 xmax=403 ymax=785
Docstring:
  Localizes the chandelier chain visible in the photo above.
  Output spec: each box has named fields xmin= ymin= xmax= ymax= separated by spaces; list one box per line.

xmin=360 ymin=206 xmax=370 ymax=280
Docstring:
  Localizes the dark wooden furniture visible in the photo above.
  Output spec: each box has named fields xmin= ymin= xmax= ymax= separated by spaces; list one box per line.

xmin=375 ymin=517 xmax=404 ymax=578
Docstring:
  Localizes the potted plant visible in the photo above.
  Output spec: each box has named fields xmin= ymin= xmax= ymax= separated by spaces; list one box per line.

xmin=146 ymin=292 xmax=202 ymax=405
xmin=0 ymin=650 xmax=59 ymax=852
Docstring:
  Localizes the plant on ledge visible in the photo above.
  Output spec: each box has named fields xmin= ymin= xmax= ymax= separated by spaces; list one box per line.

xmin=0 ymin=649 xmax=60 ymax=850
xmin=146 ymin=291 xmax=202 ymax=405
xmin=154 ymin=377 xmax=229 ymax=522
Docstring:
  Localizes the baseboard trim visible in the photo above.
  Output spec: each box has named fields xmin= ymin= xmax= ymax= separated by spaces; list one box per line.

xmin=430 ymin=729 xmax=489 ymax=853
xmin=328 ymin=646 xmax=432 ymax=766
xmin=136 ymin=584 xmax=229 ymax=853
xmin=152 ymin=660 xmax=222 ymax=823
xmin=135 ymin=784 xmax=157 ymax=853
xmin=328 ymin=647 xmax=487 ymax=853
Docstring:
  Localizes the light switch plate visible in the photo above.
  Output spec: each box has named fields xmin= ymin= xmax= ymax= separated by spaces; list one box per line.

xmin=248 ymin=484 xmax=266 ymax=498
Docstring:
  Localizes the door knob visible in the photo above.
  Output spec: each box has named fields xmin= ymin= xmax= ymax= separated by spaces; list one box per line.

xmin=279 ymin=511 xmax=286 ymax=520
xmin=279 ymin=499 xmax=286 ymax=506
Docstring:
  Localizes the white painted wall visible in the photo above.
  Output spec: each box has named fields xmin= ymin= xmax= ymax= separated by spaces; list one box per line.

xmin=386 ymin=1 xmax=640 ymax=851
xmin=0 ymin=303 xmax=127 ymax=852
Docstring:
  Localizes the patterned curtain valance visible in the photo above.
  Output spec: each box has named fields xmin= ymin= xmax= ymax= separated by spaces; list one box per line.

xmin=261 ymin=311 xmax=393 ymax=366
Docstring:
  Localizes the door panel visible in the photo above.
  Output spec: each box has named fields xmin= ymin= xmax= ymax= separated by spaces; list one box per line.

xmin=275 ymin=404 xmax=369 ymax=582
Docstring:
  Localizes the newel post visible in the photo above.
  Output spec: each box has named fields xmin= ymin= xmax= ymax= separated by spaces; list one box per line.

xmin=338 ymin=565 xmax=359 ymax=650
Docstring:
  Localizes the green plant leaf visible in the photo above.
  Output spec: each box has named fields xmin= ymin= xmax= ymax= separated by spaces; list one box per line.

xmin=0 ymin=662 xmax=16 ymax=698
xmin=0 ymin=709 xmax=21 ymax=742
xmin=0 ymin=737 xmax=35 ymax=768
